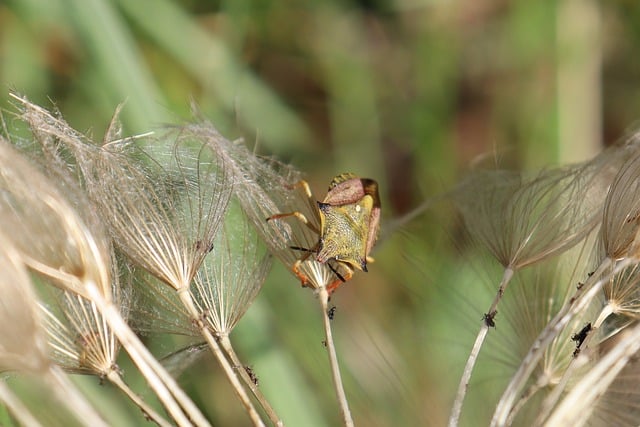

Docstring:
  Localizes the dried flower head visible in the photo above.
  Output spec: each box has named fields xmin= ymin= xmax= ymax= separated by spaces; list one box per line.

xmin=88 ymin=134 xmax=232 ymax=293
xmin=454 ymin=159 xmax=609 ymax=270
xmin=8 ymin=97 xmax=207 ymax=427
xmin=191 ymin=206 xmax=272 ymax=337
xmin=38 ymin=284 xmax=121 ymax=377
xmin=601 ymin=143 xmax=640 ymax=259
xmin=0 ymin=137 xmax=112 ymax=301
xmin=602 ymin=264 xmax=640 ymax=320
xmin=131 ymin=204 xmax=270 ymax=339
xmin=186 ymin=121 xmax=341 ymax=291
xmin=11 ymin=94 xmax=232 ymax=293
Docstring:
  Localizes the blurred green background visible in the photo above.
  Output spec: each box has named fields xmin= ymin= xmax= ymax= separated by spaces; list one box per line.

xmin=1 ymin=0 xmax=640 ymax=426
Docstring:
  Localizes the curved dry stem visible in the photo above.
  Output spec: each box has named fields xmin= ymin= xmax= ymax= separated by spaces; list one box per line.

xmin=318 ymin=287 xmax=354 ymax=427
xmin=219 ymin=335 xmax=283 ymax=427
xmin=448 ymin=267 xmax=514 ymax=427
xmin=533 ymin=259 xmax=640 ymax=423
xmin=106 ymin=370 xmax=173 ymax=427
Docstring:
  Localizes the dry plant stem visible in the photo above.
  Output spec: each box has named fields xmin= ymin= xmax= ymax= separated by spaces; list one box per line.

xmin=106 ymin=371 xmax=174 ymax=427
xmin=545 ymin=319 xmax=640 ymax=427
xmin=505 ymin=382 xmax=543 ymax=426
xmin=533 ymin=303 xmax=615 ymax=425
xmin=177 ymin=290 xmax=265 ymax=427
xmin=318 ymin=287 xmax=354 ymax=427
xmin=45 ymin=365 xmax=109 ymax=427
xmin=22 ymin=250 xmax=205 ymax=425
xmin=490 ymin=257 xmax=625 ymax=426
xmin=0 ymin=381 xmax=43 ymax=427
xmin=448 ymin=267 xmax=514 ymax=427
xmin=84 ymin=284 xmax=203 ymax=427
xmin=219 ymin=335 xmax=284 ymax=427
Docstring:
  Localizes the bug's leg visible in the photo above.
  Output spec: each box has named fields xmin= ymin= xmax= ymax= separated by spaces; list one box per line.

xmin=292 ymin=259 xmax=312 ymax=287
xmin=327 ymin=262 xmax=346 ymax=282
xmin=292 ymin=246 xmax=315 ymax=263
xmin=326 ymin=266 xmax=353 ymax=295
xmin=286 ymin=180 xmax=313 ymax=199
xmin=266 ymin=211 xmax=320 ymax=235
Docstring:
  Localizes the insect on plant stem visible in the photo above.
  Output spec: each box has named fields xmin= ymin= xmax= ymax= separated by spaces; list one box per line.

xmin=449 ymin=267 xmax=515 ymax=427
xmin=267 ymin=174 xmax=381 ymax=427
xmin=267 ymin=173 xmax=381 ymax=294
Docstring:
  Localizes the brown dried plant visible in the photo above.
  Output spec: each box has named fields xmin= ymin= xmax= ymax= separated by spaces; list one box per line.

xmin=192 ymin=121 xmax=356 ymax=426
xmin=130 ymin=205 xmax=280 ymax=424
xmin=449 ymin=155 xmax=613 ymax=425
xmin=0 ymin=121 xmax=203 ymax=427
xmin=491 ymin=140 xmax=640 ymax=426
xmin=0 ymin=231 xmax=107 ymax=427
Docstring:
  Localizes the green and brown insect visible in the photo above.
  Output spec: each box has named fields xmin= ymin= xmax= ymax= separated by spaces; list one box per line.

xmin=267 ymin=173 xmax=381 ymax=294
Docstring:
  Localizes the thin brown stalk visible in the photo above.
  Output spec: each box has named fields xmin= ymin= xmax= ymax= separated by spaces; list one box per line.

xmin=192 ymin=121 xmax=357 ymax=423
xmin=131 ymin=267 xmax=272 ymax=427
xmin=219 ymin=336 xmax=283 ymax=427
xmin=106 ymin=370 xmax=173 ymax=427
xmin=0 ymin=137 xmax=201 ymax=426
xmin=318 ymin=287 xmax=354 ymax=427
xmin=177 ymin=290 xmax=265 ymax=427
xmin=448 ymin=268 xmax=514 ymax=427
xmin=191 ymin=216 xmax=281 ymax=426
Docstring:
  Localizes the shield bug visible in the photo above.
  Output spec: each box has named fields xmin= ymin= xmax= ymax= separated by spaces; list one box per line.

xmin=267 ymin=173 xmax=381 ymax=294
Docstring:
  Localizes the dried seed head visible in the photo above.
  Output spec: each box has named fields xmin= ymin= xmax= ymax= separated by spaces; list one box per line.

xmin=603 ymin=264 xmax=640 ymax=320
xmin=11 ymin=94 xmax=232 ymax=292
xmin=85 ymin=134 xmax=232 ymax=292
xmin=37 ymin=250 xmax=124 ymax=377
xmin=130 ymin=204 xmax=271 ymax=338
xmin=454 ymin=159 xmax=607 ymax=270
xmin=186 ymin=121 xmax=341 ymax=290
xmin=0 ymin=138 xmax=111 ymax=301
xmin=601 ymin=143 xmax=640 ymax=259
xmin=191 ymin=205 xmax=272 ymax=336
xmin=39 ymin=293 xmax=118 ymax=377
